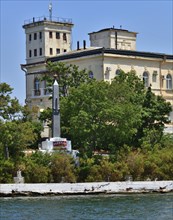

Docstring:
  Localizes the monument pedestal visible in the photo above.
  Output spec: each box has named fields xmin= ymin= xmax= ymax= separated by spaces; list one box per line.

xmin=41 ymin=137 xmax=72 ymax=152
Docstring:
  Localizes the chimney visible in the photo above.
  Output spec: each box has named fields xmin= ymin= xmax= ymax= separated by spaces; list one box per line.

xmin=77 ymin=41 xmax=80 ymax=50
xmin=83 ymin=40 xmax=86 ymax=49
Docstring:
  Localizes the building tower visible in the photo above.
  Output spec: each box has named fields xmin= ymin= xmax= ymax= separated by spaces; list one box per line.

xmin=21 ymin=10 xmax=73 ymax=110
xmin=21 ymin=6 xmax=73 ymax=137
xmin=89 ymin=27 xmax=138 ymax=51
xmin=23 ymin=16 xmax=73 ymax=65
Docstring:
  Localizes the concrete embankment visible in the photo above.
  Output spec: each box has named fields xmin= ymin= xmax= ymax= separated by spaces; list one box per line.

xmin=0 ymin=181 xmax=173 ymax=197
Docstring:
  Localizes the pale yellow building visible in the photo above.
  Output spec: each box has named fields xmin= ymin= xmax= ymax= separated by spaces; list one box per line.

xmin=21 ymin=17 xmax=173 ymax=136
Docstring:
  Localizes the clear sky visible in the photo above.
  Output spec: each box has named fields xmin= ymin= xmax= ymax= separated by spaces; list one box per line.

xmin=0 ymin=0 xmax=172 ymax=105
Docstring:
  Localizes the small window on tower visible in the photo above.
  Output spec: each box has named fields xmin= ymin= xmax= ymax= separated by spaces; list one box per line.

xmin=56 ymin=32 xmax=60 ymax=39
xmin=63 ymin=33 xmax=67 ymax=41
xmin=29 ymin=50 xmax=32 ymax=57
xmin=34 ymin=49 xmax=37 ymax=56
xmin=64 ymin=49 xmax=67 ymax=53
xmin=34 ymin=33 xmax=37 ymax=40
xmin=39 ymin=48 xmax=42 ymax=56
xmin=50 ymin=48 xmax=53 ymax=55
xmin=49 ymin=32 xmax=53 ymax=38
xmin=29 ymin=34 xmax=32 ymax=41
xmin=56 ymin=48 xmax=60 ymax=54
xmin=39 ymin=32 xmax=42 ymax=39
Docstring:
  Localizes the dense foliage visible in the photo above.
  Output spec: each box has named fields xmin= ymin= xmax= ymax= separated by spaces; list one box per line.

xmin=0 ymin=62 xmax=172 ymax=183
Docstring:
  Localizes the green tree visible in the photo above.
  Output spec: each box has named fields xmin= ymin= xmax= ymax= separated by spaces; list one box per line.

xmin=0 ymin=159 xmax=15 ymax=183
xmin=134 ymin=86 xmax=172 ymax=147
xmin=0 ymin=83 xmax=22 ymax=120
xmin=0 ymin=83 xmax=43 ymax=160
xmin=23 ymin=152 xmax=52 ymax=183
xmin=43 ymin=62 xmax=91 ymax=97
xmin=39 ymin=62 xmax=93 ymax=126
xmin=60 ymin=72 xmax=143 ymax=153
xmin=50 ymin=153 xmax=76 ymax=183
xmin=40 ymin=68 xmax=171 ymax=155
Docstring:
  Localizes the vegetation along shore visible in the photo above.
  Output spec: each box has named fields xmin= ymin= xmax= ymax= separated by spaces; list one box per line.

xmin=0 ymin=64 xmax=173 ymax=184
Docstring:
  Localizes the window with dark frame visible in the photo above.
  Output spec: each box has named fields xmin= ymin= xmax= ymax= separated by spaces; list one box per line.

xmin=34 ymin=33 xmax=37 ymax=40
xmin=29 ymin=34 xmax=32 ymax=41
xmin=50 ymin=48 xmax=53 ymax=55
xmin=39 ymin=48 xmax=42 ymax=56
xmin=166 ymin=74 xmax=172 ymax=90
xmin=34 ymin=49 xmax=37 ymax=56
xmin=63 ymin=33 xmax=67 ymax=41
xmin=143 ymin=71 xmax=149 ymax=87
xmin=29 ymin=50 xmax=32 ymax=57
xmin=152 ymin=71 xmax=157 ymax=83
xmin=49 ymin=31 xmax=53 ymax=38
xmin=89 ymin=71 xmax=94 ymax=79
xmin=39 ymin=32 xmax=42 ymax=39
xmin=116 ymin=69 xmax=121 ymax=76
xmin=34 ymin=78 xmax=40 ymax=96
xmin=56 ymin=32 xmax=60 ymax=39
xmin=56 ymin=48 xmax=60 ymax=54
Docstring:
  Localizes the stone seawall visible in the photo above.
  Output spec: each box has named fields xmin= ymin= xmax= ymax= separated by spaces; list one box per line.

xmin=0 ymin=181 xmax=173 ymax=197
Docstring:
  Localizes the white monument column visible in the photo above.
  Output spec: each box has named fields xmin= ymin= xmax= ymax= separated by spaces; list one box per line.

xmin=52 ymin=79 xmax=60 ymax=137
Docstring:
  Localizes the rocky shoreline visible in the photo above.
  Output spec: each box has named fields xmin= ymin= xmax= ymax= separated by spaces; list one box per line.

xmin=0 ymin=181 xmax=173 ymax=197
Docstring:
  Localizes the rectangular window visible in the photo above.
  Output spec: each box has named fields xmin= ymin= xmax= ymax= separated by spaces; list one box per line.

xmin=34 ymin=49 xmax=37 ymax=56
xmin=29 ymin=50 xmax=32 ymax=57
xmin=39 ymin=48 xmax=42 ymax=56
xmin=56 ymin=48 xmax=60 ymax=54
xmin=49 ymin=31 xmax=53 ymax=38
xmin=39 ymin=32 xmax=42 ymax=39
xmin=63 ymin=33 xmax=67 ymax=41
xmin=56 ymin=32 xmax=60 ymax=39
xmin=29 ymin=34 xmax=32 ymax=41
xmin=50 ymin=48 xmax=53 ymax=55
xmin=34 ymin=33 xmax=37 ymax=40
xmin=152 ymin=71 xmax=157 ymax=83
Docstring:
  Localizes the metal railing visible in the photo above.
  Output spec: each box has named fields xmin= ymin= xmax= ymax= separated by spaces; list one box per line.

xmin=24 ymin=16 xmax=73 ymax=25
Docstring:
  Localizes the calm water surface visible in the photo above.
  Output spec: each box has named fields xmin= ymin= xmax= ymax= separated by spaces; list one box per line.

xmin=0 ymin=194 xmax=173 ymax=220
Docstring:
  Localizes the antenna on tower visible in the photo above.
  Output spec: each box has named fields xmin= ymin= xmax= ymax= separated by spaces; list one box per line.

xmin=49 ymin=2 xmax=52 ymax=21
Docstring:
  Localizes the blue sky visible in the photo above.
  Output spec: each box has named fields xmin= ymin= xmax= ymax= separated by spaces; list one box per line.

xmin=0 ymin=0 xmax=172 ymax=105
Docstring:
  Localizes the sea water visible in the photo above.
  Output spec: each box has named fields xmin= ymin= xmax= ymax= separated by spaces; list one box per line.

xmin=0 ymin=194 xmax=173 ymax=220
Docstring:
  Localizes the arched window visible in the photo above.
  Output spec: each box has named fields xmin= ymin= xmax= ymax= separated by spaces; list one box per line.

xmin=166 ymin=74 xmax=172 ymax=90
xmin=115 ymin=69 xmax=121 ymax=76
xmin=89 ymin=71 xmax=94 ymax=79
xmin=143 ymin=71 xmax=149 ymax=87
xmin=34 ymin=78 xmax=40 ymax=96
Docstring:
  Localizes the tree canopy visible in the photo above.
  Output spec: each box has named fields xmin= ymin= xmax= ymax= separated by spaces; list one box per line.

xmin=0 ymin=83 xmax=43 ymax=161
xmin=39 ymin=63 xmax=172 ymax=155
xmin=42 ymin=62 xmax=91 ymax=97
xmin=0 ymin=71 xmax=172 ymax=183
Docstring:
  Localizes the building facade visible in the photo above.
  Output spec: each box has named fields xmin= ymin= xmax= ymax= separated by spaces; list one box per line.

xmin=21 ymin=17 xmax=173 ymax=136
